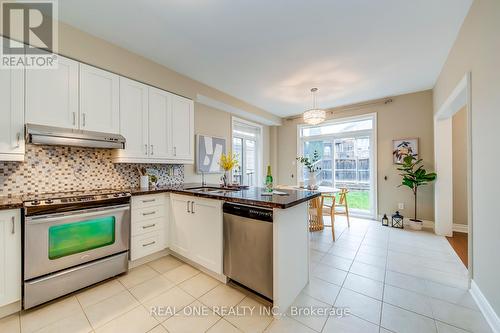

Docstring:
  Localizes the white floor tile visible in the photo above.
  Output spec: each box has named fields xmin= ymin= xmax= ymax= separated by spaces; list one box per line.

xmin=320 ymin=254 xmax=353 ymax=271
xmin=334 ymin=288 xmax=381 ymax=325
xmin=264 ymin=316 xmax=316 ymax=333
xmin=20 ymin=296 xmax=84 ymax=333
xmin=322 ymin=314 xmax=379 ymax=333
xmin=424 ymin=280 xmax=478 ymax=310
xmin=0 ymin=314 xmax=19 ymax=333
xmin=435 ymin=321 xmax=469 ymax=333
xmin=381 ymin=303 xmax=437 ymax=333
xmin=161 ymin=301 xmax=220 ymax=333
xmin=206 ymin=319 xmax=241 ymax=333
xmin=143 ymin=287 xmax=196 ymax=322
xmin=33 ymin=311 xmax=92 ymax=333
xmin=94 ymin=306 xmax=158 ymax=333
xmin=178 ymin=273 xmax=220 ymax=298
xmin=349 ymin=262 xmax=385 ymax=282
xmin=383 ymin=285 xmax=434 ymax=317
xmin=287 ymin=292 xmax=331 ymax=332
xmin=385 ymin=271 xmax=428 ymax=294
xmin=77 ymin=279 xmax=125 ymax=308
xmin=312 ymin=264 xmax=348 ymax=286
xmin=163 ymin=264 xmax=200 ymax=284
xmin=429 ymin=298 xmax=491 ymax=332
xmin=343 ymin=273 xmax=383 ymax=300
xmin=83 ymin=290 xmax=139 ymax=329
xmin=224 ymin=297 xmax=273 ymax=333
xmin=199 ymin=284 xmax=246 ymax=312
xmin=118 ymin=265 xmax=160 ymax=289
xmin=129 ymin=275 xmax=176 ymax=303
xmin=147 ymin=255 xmax=184 ymax=274
xmin=301 ymin=277 xmax=341 ymax=305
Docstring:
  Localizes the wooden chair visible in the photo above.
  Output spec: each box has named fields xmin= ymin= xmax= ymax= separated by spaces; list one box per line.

xmin=308 ymin=194 xmax=337 ymax=240
xmin=334 ymin=188 xmax=350 ymax=227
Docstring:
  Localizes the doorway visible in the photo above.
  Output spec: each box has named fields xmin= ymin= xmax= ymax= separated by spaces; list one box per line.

xmin=434 ymin=73 xmax=472 ymax=276
xmin=298 ymin=114 xmax=377 ymax=219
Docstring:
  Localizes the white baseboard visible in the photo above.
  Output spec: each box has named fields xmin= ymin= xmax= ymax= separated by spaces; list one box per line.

xmin=453 ymin=223 xmax=469 ymax=233
xmin=470 ymin=280 xmax=500 ymax=333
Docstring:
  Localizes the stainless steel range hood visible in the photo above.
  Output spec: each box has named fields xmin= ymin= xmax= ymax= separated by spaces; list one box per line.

xmin=26 ymin=124 xmax=126 ymax=149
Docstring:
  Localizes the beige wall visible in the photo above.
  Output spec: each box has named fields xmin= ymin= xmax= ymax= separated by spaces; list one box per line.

xmin=433 ymin=0 xmax=500 ymax=315
xmin=278 ymin=90 xmax=435 ymax=221
xmin=452 ymin=107 xmax=468 ymax=226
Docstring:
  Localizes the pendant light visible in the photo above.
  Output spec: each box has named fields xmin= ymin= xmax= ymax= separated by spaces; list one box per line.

xmin=303 ymin=88 xmax=326 ymax=125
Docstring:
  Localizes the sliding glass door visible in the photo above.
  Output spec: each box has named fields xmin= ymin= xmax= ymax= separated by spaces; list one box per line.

xmin=232 ymin=118 xmax=262 ymax=187
xmin=299 ymin=116 xmax=376 ymax=218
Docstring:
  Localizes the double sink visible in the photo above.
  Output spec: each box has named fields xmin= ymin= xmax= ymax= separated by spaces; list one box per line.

xmin=186 ymin=186 xmax=240 ymax=195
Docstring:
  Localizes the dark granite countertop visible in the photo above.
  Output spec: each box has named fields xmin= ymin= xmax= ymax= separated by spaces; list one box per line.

xmin=129 ymin=183 xmax=321 ymax=209
xmin=1 ymin=183 xmax=320 ymax=210
xmin=0 ymin=196 xmax=24 ymax=210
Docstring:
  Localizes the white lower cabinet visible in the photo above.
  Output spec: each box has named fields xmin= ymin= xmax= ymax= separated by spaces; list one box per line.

xmin=170 ymin=194 xmax=223 ymax=274
xmin=0 ymin=209 xmax=21 ymax=310
xmin=130 ymin=194 xmax=168 ymax=261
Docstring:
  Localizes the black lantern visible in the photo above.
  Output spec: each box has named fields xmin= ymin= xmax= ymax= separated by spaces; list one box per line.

xmin=391 ymin=211 xmax=404 ymax=229
xmin=382 ymin=214 xmax=389 ymax=227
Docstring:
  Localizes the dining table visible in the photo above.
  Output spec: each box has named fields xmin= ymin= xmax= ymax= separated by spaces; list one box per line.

xmin=276 ymin=185 xmax=341 ymax=231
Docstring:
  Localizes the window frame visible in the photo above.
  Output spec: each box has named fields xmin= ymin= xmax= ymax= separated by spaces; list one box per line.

xmin=297 ymin=113 xmax=378 ymax=219
xmin=232 ymin=117 xmax=264 ymax=187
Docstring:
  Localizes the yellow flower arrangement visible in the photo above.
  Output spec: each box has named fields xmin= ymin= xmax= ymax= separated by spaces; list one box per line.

xmin=219 ymin=152 xmax=239 ymax=171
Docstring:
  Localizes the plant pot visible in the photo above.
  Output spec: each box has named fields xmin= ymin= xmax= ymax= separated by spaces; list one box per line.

xmin=308 ymin=171 xmax=318 ymax=190
xmin=409 ymin=219 xmax=423 ymax=231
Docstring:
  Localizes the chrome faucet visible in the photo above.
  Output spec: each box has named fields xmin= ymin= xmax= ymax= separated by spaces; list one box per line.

xmin=201 ymin=172 xmax=206 ymax=186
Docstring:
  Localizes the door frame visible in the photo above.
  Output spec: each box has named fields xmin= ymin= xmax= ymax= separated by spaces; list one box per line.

xmin=434 ymin=72 xmax=472 ymax=280
xmin=297 ymin=113 xmax=378 ymax=219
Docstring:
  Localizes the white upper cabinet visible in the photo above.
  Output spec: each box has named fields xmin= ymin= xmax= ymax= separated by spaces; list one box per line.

xmin=148 ymin=87 xmax=171 ymax=160
xmin=116 ymin=77 xmax=149 ymax=160
xmin=170 ymin=94 xmax=194 ymax=162
xmin=25 ymin=55 xmax=79 ymax=129
xmin=0 ymin=209 xmax=22 ymax=310
xmin=0 ymin=64 xmax=24 ymax=161
xmin=79 ymin=64 xmax=120 ymax=133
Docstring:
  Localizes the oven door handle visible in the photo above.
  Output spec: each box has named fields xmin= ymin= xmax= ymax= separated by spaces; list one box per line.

xmin=26 ymin=204 xmax=130 ymax=224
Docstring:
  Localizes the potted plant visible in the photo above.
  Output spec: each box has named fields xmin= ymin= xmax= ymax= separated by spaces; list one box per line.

xmin=219 ymin=152 xmax=239 ymax=187
xmin=296 ymin=150 xmax=321 ymax=190
xmin=397 ymin=155 xmax=437 ymax=230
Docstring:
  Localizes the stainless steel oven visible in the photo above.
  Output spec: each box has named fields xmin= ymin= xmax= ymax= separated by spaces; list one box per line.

xmin=23 ymin=191 xmax=131 ymax=309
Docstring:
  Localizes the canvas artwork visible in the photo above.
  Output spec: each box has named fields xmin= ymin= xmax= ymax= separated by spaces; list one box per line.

xmin=393 ymin=138 xmax=418 ymax=164
xmin=196 ymin=135 xmax=227 ymax=173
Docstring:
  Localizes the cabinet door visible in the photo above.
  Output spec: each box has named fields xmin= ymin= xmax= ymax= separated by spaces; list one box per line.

xmin=80 ymin=64 xmax=120 ymax=133
xmin=25 ymin=55 xmax=79 ymax=129
xmin=190 ymin=198 xmax=223 ymax=274
xmin=170 ymin=95 xmax=194 ymax=161
xmin=116 ymin=77 xmax=149 ymax=159
xmin=0 ymin=62 xmax=24 ymax=161
xmin=169 ymin=195 xmax=192 ymax=258
xmin=0 ymin=210 xmax=21 ymax=307
xmin=148 ymin=87 xmax=171 ymax=159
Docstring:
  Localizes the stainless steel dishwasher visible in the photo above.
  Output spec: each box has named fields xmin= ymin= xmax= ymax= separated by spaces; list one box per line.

xmin=223 ymin=203 xmax=273 ymax=300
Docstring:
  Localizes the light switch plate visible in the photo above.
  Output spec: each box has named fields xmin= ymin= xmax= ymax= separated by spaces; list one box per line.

xmin=398 ymin=202 xmax=405 ymax=210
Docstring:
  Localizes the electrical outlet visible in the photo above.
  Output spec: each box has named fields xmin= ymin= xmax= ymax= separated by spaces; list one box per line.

xmin=398 ymin=202 xmax=405 ymax=210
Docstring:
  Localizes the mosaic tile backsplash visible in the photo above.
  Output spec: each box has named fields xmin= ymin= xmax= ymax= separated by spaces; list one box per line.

xmin=0 ymin=145 xmax=184 ymax=196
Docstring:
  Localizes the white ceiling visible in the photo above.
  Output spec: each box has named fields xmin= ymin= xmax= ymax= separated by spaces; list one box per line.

xmin=58 ymin=0 xmax=472 ymax=117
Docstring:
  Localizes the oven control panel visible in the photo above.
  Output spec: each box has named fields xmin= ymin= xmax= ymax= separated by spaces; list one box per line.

xmin=24 ymin=192 xmax=131 ymax=207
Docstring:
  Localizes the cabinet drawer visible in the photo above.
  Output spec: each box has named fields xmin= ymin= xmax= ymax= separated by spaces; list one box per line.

xmin=132 ymin=194 xmax=165 ymax=209
xmin=132 ymin=204 xmax=165 ymax=222
xmin=130 ymin=231 xmax=164 ymax=261
xmin=131 ymin=217 xmax=163 ymax=236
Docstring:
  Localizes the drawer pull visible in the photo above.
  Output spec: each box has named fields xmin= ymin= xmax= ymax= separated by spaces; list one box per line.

xmin=142 ymin=241 xmax=156 ymax=247
xmin=142 ymin=224 xmax=156 ymax=229
xmin=142 ymin=199 xmax=155 ymax=203
xmin=11 ymin=216 xmax=15 ymax=234
xmin=142 ymin=211 xmax=156 ymax=216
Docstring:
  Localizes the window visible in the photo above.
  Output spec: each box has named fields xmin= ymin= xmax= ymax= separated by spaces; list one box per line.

xmin=232 ymin=118 xmax=263 ymax=186
xmin=299 ymin=115 xmax=377 ymax=218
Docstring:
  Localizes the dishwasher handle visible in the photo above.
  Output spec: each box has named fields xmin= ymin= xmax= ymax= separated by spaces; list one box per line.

xmin=223 ymin=203 xmax=273 ymax=222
